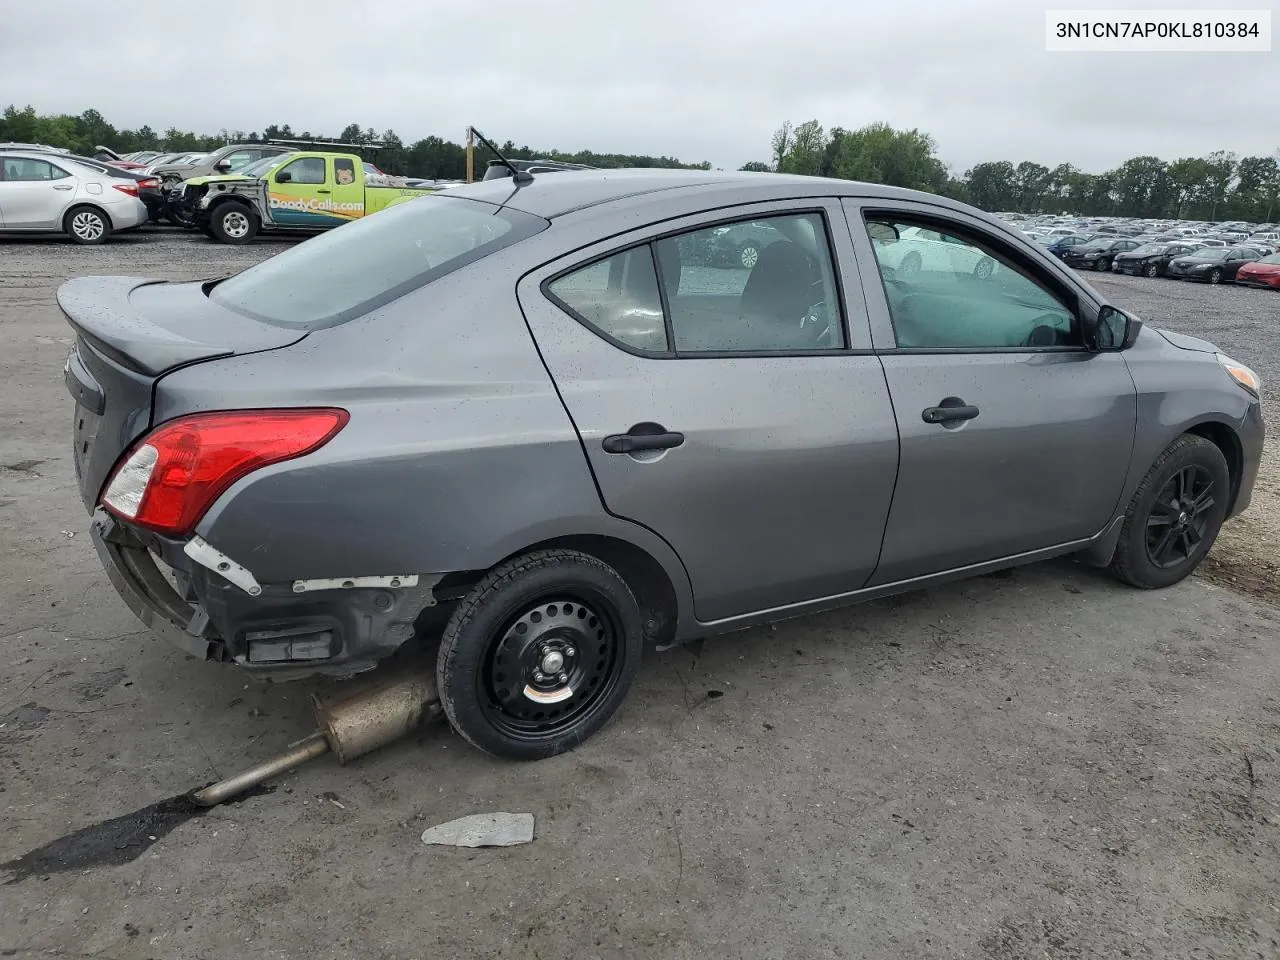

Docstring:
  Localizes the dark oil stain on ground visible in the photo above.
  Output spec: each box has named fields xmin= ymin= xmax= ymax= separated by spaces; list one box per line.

xmin=0 ymin=785 xmax=272 ymax=885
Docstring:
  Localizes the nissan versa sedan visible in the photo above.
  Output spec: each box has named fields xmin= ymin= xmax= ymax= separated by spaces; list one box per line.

xmin=61 ymin=171 xmax=1264 ymax=761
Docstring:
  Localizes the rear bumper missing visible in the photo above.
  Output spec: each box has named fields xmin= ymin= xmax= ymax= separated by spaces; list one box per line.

xmin=90 ymin=510 xmax=439 ymax=678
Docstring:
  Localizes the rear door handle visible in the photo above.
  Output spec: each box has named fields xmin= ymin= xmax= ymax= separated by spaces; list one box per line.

xmin=602 ymin=425 xmax=685 ymax=454
xmin=922 ymin=403 xmax=980 ymax=424
xmin=53 ymin=184 xmax=75 ymax=191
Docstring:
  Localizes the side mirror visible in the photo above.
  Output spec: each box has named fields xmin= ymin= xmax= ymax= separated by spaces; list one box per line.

xmin=214 ymin=159 xmax=231 ymax=172
xmin=866 ymin=221 xmax=900 ymax=244
xmin=276 ymin=171 xmax=292 ymax=183
xmin=1094 ymin=305 xmax=1142 ymax=351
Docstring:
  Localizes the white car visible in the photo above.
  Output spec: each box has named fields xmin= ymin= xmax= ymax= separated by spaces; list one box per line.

xmin=872 ymin=225 xmax=998 ymax=279
xmin=0 ymin=151 xmax=148 ymax=244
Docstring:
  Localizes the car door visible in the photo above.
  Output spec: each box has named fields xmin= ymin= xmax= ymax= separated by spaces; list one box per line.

xmin=267 ymin=155 xmax=333 ymax=227
xmin=1225 ymin=248 xmax=1258 ymax=279
xmin=843 ymin=199 xmax=1137 ymax=584
xmin=517 ymin=200 xmax=900 ymax=624
xmin=0 ymin=156 xmax=75 ymax=229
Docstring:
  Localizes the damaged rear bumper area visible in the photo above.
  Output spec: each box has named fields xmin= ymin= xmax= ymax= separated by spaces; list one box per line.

xmin=90 ymin=509 xmax=438 ymax=679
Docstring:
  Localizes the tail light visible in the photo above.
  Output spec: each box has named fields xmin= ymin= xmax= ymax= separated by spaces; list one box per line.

xmin=112 ymin=182 xmax=139 ymax=197
xmin=138 ymin=178 xmax=160 ymax=189
xmin=101 ymin=409 xmax=349 ymax=536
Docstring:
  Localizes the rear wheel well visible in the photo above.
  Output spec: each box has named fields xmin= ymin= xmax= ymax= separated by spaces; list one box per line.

xmin=64 ymin=203 xmax=113 ymax=229
xmin=1186 ymin=421 xmax=1243 ymax=512
xmin=431 ymin=535 xmax=679 ymax=648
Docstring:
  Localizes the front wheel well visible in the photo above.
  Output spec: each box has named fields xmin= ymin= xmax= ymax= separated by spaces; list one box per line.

xmin=433 ymin=535 xmax=680 ymax=648
xmin=1186 ymin=421 xmax=1243 ymax=513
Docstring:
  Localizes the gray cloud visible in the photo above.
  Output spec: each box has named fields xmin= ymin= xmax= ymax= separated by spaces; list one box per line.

xmin=1 ymin=0 xmax=1274 ymax=174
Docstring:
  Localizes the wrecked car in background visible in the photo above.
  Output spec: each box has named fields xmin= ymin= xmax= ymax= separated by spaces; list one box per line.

xmin=177 ymin=151 xmax=437 ymax=242
xmin=62 ymin=170 xmax=1262 ymax=762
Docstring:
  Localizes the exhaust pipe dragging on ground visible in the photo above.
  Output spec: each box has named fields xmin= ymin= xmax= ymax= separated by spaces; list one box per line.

xmin=191 ymin=667 xmax=442 ymax=808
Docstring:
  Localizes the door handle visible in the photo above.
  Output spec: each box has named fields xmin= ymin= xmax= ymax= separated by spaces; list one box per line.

xmin=602 ymin=424 xmax=685 ymax=454
xmin=922 ymin=402 xmax=980 ymax=424
xmin=53 ymin=184 xmax=74 ymax=191
xmin=316 ymin=188 xmax=331 ymax=194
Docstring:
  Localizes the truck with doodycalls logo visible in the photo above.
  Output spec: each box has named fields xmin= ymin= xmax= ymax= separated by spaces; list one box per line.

xmin=179 ymin=151 xmax=440 ymax=244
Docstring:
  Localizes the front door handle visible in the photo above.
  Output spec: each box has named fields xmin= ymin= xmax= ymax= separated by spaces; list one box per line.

xmin=316 ymin=188 xmax=331 ymax=194
xmin=922 ymin=402 xmax=980 ymax=424
xmin=602 ymin=423 xmax=685 ymax=454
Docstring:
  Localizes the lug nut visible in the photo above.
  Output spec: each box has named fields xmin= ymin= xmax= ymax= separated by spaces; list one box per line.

xmin=558 ymin=673 xmax=569 ymax=684
xmin=534 ymin=672 xmax=545 ymax=682
xmin=565 ymin=647 xmax=576 ymax=657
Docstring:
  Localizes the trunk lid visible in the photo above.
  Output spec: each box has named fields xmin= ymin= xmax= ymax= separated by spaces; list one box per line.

xmin=60 ymin=276 xmax=306 ymax=511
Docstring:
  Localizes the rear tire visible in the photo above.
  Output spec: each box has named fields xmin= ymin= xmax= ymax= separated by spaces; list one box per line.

xmin=437 ymin=549 xmax=643 ymax=761
xmin=64 ymin=206 xmax=109 ymax=245
xmin=209 ymin=201 xmax=258 ymax=245
xmin=1109 ymin=434 xmax=1230 ymax=589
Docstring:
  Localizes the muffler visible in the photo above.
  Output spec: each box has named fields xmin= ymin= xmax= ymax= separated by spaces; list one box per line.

xmin=191 ymin=667 xmax=442 ymax=808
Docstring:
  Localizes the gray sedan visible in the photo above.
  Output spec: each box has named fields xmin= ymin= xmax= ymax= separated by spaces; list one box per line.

xmin=1 ymin=150 xmax=148 ymax=242
xmin=61 ymin=171 xmax=1264 ymax=760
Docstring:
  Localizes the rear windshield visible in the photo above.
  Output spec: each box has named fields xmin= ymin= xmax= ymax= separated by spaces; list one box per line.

xmin=210 ymin=194 xmax=547 ymax=329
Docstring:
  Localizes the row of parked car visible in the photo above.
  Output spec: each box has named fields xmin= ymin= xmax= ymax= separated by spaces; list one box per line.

xmin=1020 ymin=232 xmax=1280 ymax=290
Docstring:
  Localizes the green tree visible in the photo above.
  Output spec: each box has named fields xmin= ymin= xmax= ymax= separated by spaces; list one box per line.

xmin=739 ymin=161 xmax=771 ymax=172
xmin=776 ymin=120 xmax=826 ymax=176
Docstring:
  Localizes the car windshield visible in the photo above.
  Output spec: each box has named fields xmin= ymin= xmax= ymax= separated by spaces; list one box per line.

xmin=1034 ymin=235 xmax=1057 ymax=245
xmin=238 ymin=154 xmax=290 ymax=177
xmin=1259 ymin=253 xmax=1280 ymax=265
xmin=1131 ymin=244 xmax=1168 ymax=255
xmin=210 ymin=195 xmax=547 ymax=330
xmin=1190 ymin=248 xmax=1229 ymax=261
xmin=1079 ymin=240 xmax=1112 ymax=251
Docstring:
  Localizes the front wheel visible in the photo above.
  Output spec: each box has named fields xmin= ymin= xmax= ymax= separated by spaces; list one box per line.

xmin=1095 ymin=258 xmax=1111 ymax=272
xmin=437 ymin=549 xmax=644 ymax=760
xmin=1144 ymin=262 xmax=1159 ymax=278
xmin=1208 ymin=268 xmax=1222 ymax=285
xmin=1109 ymin=434 xmax=1230 ymax=589
xmin=209 ymin=201 xmax=258 ymax=245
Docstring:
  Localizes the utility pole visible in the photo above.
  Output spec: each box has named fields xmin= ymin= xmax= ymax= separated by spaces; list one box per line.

xmin=466 ymin=126 xmax=474 ymax=183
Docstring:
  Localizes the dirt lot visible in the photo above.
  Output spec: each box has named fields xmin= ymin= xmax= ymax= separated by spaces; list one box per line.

xmin=1 ymin=231 xmax=1278 ymax=960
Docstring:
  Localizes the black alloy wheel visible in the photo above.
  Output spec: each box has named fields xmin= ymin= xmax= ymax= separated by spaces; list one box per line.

xmin=1145 ymin=464 xmax=1217 ymax=569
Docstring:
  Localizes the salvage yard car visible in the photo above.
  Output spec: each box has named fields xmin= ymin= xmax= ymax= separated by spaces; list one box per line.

xmin=180 ymin=150 xmax=436 ymax=243
xmin=61 ymin=170 xmax=1264 ymax=761
xmin=1 ymin=149 xmax=149 ymax=243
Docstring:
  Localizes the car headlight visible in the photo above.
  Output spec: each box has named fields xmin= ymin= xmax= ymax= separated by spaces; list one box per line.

xmin=1218 ymin=353 xmax=1261 ymax=397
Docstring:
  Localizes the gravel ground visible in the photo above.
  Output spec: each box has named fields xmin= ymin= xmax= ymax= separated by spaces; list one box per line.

xmin=1 ymin=230 xmax=1278 ymax=960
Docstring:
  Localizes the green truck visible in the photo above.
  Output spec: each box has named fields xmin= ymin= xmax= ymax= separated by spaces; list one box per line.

xmin=179 ymin=151 xmax=437 ymax=244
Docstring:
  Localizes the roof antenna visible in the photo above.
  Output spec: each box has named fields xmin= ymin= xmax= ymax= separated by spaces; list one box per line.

xmin=469 ymin=127 xmax=534 ymax=184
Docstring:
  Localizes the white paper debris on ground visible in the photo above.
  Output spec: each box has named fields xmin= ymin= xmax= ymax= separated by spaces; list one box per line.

xmin=421 ymin=812 xmax=534 ymax=848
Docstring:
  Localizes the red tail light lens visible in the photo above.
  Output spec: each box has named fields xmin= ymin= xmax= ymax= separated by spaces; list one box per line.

xmin=138 ymin=178 xmax=160 ymax=189
xmin=101 ymin=409 xmax=349 ymax=536
xmin=112 ymin=182 xmax=139 ymax=197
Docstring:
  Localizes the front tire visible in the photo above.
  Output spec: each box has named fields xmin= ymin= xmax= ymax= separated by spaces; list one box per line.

xmin=437 ymin=549 xmax=644 ymax=760
xmin=64 ymin=206 xmax=109 ymax=245
xmin=1208 ymin=268 xmax=1222 ymax=284
xmin=1144 ymin=262 xmax=1159 ymax=278
xmin=209 ymin=201 xmax=258 ymax=245
xmin=1095 ymin=258 xmax=1111 ymax=272
xmin=1109 ymin=434 xmax=1230 ymax=589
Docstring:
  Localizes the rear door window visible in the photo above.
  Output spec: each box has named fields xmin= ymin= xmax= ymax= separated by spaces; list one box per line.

xmin=210 ymin=195 xmax=547 ymax=329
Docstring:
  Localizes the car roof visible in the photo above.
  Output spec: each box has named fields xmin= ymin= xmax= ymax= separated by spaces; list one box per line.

xmin=443 ymin=168 xmax=972 ymax=220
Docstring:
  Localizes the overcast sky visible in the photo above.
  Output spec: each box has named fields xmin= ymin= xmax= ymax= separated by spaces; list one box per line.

xmin=1 ymin=0 xmax=1274 ymax=174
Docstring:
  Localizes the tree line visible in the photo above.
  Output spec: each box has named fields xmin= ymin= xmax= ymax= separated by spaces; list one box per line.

xmin=0 ymin=105 xmax=712 ymax=181
xmin=753 ymin=119 xmax=1280 ymax=223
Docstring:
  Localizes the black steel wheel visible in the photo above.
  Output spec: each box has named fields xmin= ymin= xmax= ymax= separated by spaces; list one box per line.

xmin=1109 ymin=434 xmax=1230 ymax=589
xmin=437 ymin=549 xmax=643 ymax=760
